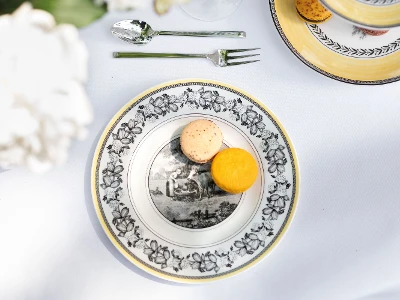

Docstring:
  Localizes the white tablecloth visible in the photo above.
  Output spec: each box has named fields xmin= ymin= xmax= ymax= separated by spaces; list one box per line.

xmin=1 ymin=0 xmax=400 ymax=299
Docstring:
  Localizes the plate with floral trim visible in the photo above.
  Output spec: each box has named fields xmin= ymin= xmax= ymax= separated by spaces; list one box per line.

xmin=91 ymin=79 xmax=299 ymax=283
xmin=270 ymin=0 xmax=400 ymax=84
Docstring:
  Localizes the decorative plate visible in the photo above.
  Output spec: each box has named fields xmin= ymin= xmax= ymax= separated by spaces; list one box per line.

xmin=270 ymin=0 xmax=400 ymax=85
xmin=91 ymin=79 xmax=299 ymax=283
xmin=320 ymin=0 xmax=400 ymax=29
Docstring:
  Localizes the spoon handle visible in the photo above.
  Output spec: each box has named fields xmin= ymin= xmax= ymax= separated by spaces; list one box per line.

xmin=158 ymin=31 xmax=246 ymax=38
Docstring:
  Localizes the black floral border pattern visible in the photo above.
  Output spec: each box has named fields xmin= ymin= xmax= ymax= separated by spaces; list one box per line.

xmin=357 ymin=0 xmax=400 ymax=5
xmin=269 ymin=0 xmax=400 ymax=85
xmin=94 ymin=82 xmax=297 ymax=280
xmin=307 ymin=24 xmax=400 ymax=58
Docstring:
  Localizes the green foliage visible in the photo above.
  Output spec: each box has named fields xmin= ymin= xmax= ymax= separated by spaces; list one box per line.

xmin=0 ymin=0 xmax=25 ymax=14
xmin=0 ymin=0 xmax=106 ymax=28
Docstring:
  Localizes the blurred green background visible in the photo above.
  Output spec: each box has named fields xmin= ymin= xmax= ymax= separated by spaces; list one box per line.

xmin=0 ymin=0 xmax=107 ymax=27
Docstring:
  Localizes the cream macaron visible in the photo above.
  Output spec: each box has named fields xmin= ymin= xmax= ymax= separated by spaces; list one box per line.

xmin=180 ymin=119 xmax=223 ymax=164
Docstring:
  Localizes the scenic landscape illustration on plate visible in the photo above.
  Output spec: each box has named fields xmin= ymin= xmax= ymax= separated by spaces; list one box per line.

xmin=148 ymin=138 xmax=242 ymax=229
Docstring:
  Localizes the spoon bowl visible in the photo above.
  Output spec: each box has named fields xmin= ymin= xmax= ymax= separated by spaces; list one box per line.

xmin=111 ymin=20 xmax=157 ymax=45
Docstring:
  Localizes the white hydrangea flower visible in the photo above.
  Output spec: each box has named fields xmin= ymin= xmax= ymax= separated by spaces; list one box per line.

xmin=0 ymin=3 xmax=92 ymax=173
xmin=167 ymin=257 xmax=181 ymax=269
xmin=95 ymin=0 xmax=157 ymax=11
xmin=216 ymin=255 xmax=228 ymax=267
xmin=217 ymin=247 xmax=228 ymax=255
xmin=154 ymin=0 xmax=190 ymax=14
xmin=257 ymin=227 xmax=269 ymax=241
xmin=102 ymin=0 xmax=189 ymax=11
xmin=225 ymin=99 xmax=235 ymax=109
xmin=275 ymin=175 xmax=287 ymax=184
xmin=108 ymin=0 xmax=151 ymax=11
xmin=261 ymin=129 xmax=272 ymax=139
xmin=147 ymin=115 xmax=157 ymax=123
xmin=143 ymin=104 xmax=154 ymax=116
xmin=125 ymin=230 xmax=137 ymax=243
xmin=135 ymin=227 xmax=143 ymax=236
xmin=108 ymin=200 xmax=120 ymax=211
xmin=267 ymin=138 xmax=280 ymax=150
xmin=228 ymin=251 xmax=238 ymax=262
xmin=177 ymin=94 xmax=186 ymax=103
xmin=188 ymin=102 xmax=198 ymax=110
xmin=252 ymin=222 xmax=261 ymax=231
xmin=180 ymin=258 xmax=189 ymax=269
xmin=116 ymin=188 xmax=124 ymax=199
xmin=277 ymin=185 xmax=287 ymax=196
xmin=172 ymin=249 xmax=181 ymax=257
xmin=105 ymin=187 xmax=116 ymax=199
xmin=260 ymin=141 xmax=269 ymax=151
xmin=134 ymin=112 xmax=145 ymax=124
xmin=187 ymin=91 xmax=201 ymax=103
xmin=234 ymin=103 xmax=246 ymax=115
xmin=264 ymin=220 xmax=273 ymax=230
xmin=135 ymin=239 xmax=146 ymax=249
xmin=166 ymin=258 xmax=174 ymax=267
xmin=112 ymin=140 xmax=123 ymax=153
xmin=229 ymin=110 xmax=238 ymax=120
xmin=109 ymin=152 xmax=119 ymax=164
xmin=268 ymin=183 xmax=276 ymax=193
xmin=121 ymin=147 xmax=129 ymax=156
xmin=215 ymin=256 xmax=223 ymax=268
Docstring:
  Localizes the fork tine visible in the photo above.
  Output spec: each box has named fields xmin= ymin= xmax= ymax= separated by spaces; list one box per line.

xmin=227 ymin=54 xmax=260 ymax=60
xmin=226 ymin=48 xmax=261 ymax=53
xmin=226 ymin=60 xmax=260 ymax=67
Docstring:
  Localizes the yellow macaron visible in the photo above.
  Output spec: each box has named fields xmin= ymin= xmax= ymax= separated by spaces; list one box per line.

xmin=211 ymin=148 xmax=258 ymax=194
xmin=295 ymin=0 xmax=332 ymax=24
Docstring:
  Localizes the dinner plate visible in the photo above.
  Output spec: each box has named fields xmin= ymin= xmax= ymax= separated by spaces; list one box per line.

xmin=320 ymin=0 xmax=400 ymax=29
xmin=91 ymin=79 xmax=299 ymax=283
xmin=270 ymin=0 xmax=400 ymax=84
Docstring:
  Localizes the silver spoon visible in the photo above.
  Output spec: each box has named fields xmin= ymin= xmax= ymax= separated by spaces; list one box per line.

xmin=111 ymin=20 xmax=246 ymax=45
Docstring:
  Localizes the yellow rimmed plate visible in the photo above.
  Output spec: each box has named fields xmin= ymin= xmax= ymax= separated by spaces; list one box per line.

xmin=91 ymin=79 xmax=299 ymax=283
xmin=270 ymin=0 xmax=400 ymax=84
xmin=320 ymin=0 xmax=400 ymax=29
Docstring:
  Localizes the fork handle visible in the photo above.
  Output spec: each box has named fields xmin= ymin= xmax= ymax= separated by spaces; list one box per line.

xmin=113 ymin=52 xmax=207 ymax=58
xmin=158 ymin=31 xmax=246 ymax=38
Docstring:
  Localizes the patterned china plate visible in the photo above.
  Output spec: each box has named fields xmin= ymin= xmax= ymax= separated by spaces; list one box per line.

xmin=270 ymin=0 xmax=400 ymax=84
xmin=320 ymin=0 xmax=400 ymax=29
xmin=91 ymin=79 xmax=299 ymax=283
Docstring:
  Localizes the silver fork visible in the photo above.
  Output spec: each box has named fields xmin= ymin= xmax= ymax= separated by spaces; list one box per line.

xmin=113 ymin=48 xmax=260 ymax=67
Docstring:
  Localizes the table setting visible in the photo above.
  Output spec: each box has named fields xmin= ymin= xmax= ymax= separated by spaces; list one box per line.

xmin=1 ymin=0 xmax=400 ymax=299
